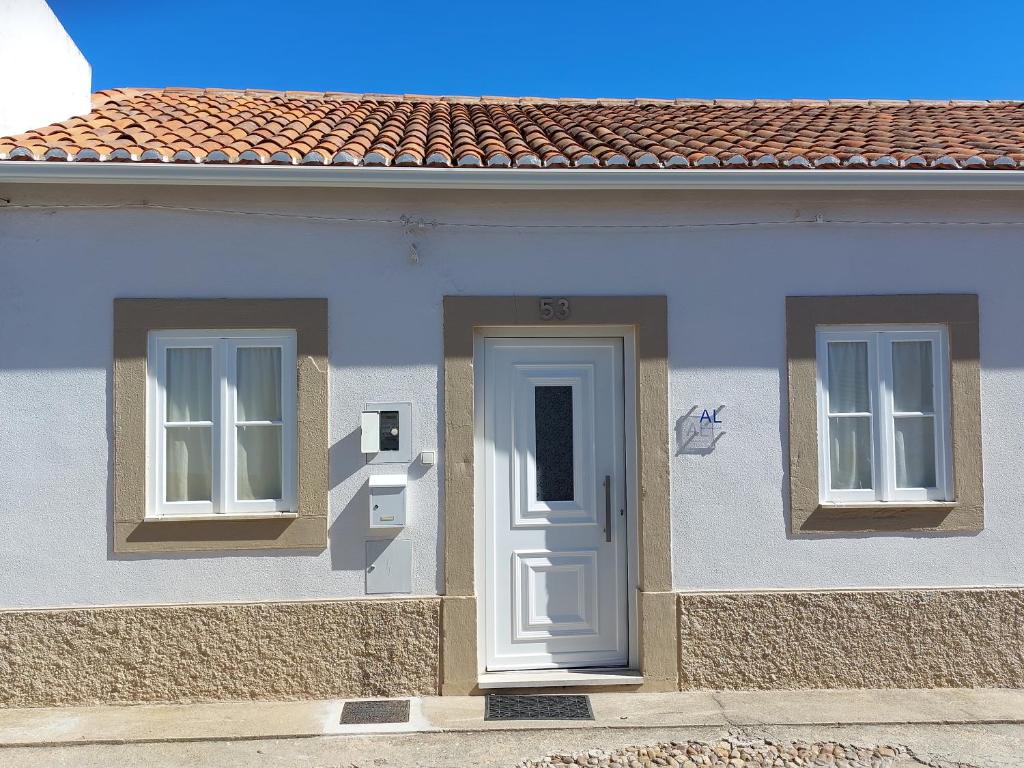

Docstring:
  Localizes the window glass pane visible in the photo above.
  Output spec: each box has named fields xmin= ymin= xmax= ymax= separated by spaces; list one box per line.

xmin=165 ymin=426 xmax=212 ymax=501
xmin=895 ymin=416 xmax=937 ymax=488
xmin=827 ymin=342 xmax=869 ymax=413
xmin=828 ymin=416 xmax=872 ymax=490
xmin=237 ymin=425 xmax=282 ymax=500
xmin=236 ymin=347 xmax=282 ymax=422
xmin=166 ymin=348 xmax=212 ymax=422
xmin=892 ymin=341 xmax=934 ymax=413
xmin=534 ymin=385 xmax=574 ymax=502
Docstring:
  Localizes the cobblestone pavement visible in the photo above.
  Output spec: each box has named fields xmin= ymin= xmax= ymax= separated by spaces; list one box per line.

xmin=517 ymin=738 xmax=910 ymax=767
xmin=1 ymin=724 xmax=1019 ymax=768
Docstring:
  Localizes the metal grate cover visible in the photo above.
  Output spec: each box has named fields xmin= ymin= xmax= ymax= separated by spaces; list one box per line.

xmin=484 ymin=694 xmax=594 ymax=721
xmin=340 ymin=699 xmax=411 ymax=724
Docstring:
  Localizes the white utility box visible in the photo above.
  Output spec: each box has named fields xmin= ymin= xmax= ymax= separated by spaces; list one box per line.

xmin=365 ymin=539 xmax=412 ymax=594
xmin=368 ymin=474 xmax=407 ymax=528
xmin=360 ymin=411 xmax=381 ymax=454
xmin=361 ymin=402 xmax=413 ymax=464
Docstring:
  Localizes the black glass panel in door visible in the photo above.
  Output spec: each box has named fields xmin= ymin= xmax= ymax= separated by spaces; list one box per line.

xmin=534 ymin=385 xmax=574 ymax=501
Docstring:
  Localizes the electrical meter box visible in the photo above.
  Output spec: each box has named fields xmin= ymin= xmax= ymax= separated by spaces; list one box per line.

xmin=361 ymin=402 xmax=413 ymax=464
xmin=368 ymin=474 xmax=407 ymax=528
xmin=365 ymin=539 xmax=412 ymax=595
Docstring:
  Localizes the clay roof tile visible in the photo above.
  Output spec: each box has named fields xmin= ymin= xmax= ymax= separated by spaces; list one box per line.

xmin=3 ymin=90 xmax=1023 ymax=171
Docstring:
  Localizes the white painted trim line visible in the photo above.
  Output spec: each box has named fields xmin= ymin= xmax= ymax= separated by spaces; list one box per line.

xmin=3 ymin=163 xmax=1024 ymax=190
xmin=477 ymin=668 xmax=644 ymax=689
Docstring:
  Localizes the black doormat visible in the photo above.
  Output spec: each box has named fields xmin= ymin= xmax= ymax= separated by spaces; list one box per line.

xmin=484 ymin=694 xmax=594 ymax=721
xmin=340 ymin=699 xmax=411 ymax=724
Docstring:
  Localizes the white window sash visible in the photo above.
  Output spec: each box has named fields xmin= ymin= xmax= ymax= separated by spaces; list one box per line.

xmin=146 ymin=329 xmax=297 ymax=519
xmin=224 ymin=337 xmax=297 ymax=514
xmin=816 ymin=330 xmax=879 ymax=503
xmin=880 ymin=329 xmax=951 ymax=502
xmin=148 ymin=334 xmax=220 ymax=518
xmin=816 ymin=325 xmax=952 ymax=504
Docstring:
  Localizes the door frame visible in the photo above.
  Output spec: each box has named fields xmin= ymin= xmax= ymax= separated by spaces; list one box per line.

xmin=441 ymin=296 xmax=675 ymax=694
xmin=475 ymin=329 xmax=639 ymax=674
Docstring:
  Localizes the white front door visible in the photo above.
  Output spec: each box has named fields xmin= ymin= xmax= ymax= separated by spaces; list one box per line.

xmin=483 ymin=337 xmax=628 ymax=671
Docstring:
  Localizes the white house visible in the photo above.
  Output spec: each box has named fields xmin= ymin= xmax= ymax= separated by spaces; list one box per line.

xmin=1 ymin=5 xmax=1023 ymax=708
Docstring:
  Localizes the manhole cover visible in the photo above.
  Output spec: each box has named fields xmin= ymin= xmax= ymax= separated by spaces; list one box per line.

xmin=484 ymin=694 xmax=594 ymax=721
xmin=340 ymin=699 xmax=411 ymax=724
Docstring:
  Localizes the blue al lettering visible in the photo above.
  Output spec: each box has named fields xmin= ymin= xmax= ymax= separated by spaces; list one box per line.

xmin=699 ymin=408 xmax=723 ymax=425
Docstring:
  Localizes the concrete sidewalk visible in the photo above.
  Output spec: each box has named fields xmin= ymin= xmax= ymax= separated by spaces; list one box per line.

xmin=1 ymin=688 xmax=1023 ymax=747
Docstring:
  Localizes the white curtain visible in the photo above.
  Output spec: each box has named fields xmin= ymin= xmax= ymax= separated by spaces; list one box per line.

xmin=895 ymin=417 xmax=936 ymax=488
xmin=892 ymin=341 xmax=936 ymax=488
xmin=165 ymin=348 xmax=212 ymax=502
xmin=236 ymin=347 xmax=283 ymax=500
xmin=829 ymin=416 xmax=872 ymax=490
xmin=166 ymin=347 xmax=211 ymax=422
xmin=827 ymin=341 xmax=868 ymax=413
xmin=237 ymin=427 xmax=282 ymax=500
xmin=166 ymin=427 xmax=212 ymax=502
xmin=827 ymin=342 xmax=872 ymax=490
xmin=237 ymin=347 xmax=281 ymax=421
xmin=892 ymin=341 xmax=933 ymax=413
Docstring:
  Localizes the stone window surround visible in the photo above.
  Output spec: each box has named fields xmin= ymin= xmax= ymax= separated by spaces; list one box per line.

xmin=786 ymin=294 xmax=983 ymax=535
xmin=113 ymin=298 xmax=329 ymax=553
xmin=440 ymin=295 xmax=677 ymax=694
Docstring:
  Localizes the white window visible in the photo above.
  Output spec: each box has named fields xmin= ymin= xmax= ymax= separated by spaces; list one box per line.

xmin=815 ymin=326 xmax=952 ymax=503
xmin=147 ymin=330 xmax=297 ymax=518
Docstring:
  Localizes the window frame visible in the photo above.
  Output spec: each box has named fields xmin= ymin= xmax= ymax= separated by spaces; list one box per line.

xmin=146 ymin=328 xmax=298 ymax=520
xmin=815 ymin=324 xmax=953 ymax=505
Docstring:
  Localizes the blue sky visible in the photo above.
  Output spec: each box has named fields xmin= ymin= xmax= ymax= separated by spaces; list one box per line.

xmin=50 ymin=0 xmax=1022 ymax=100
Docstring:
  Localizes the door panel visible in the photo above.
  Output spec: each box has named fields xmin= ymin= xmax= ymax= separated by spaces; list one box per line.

xmin=514 ymin=365 xmax=597 ymax=526
xmin=484 ymin=338 xmax=627 ymax=671
xmin=514 ymin=551 xmax=598 ymax=637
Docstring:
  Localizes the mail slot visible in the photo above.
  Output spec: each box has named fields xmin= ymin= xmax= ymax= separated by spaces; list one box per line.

xmin=368 ymin=474 xmax=407 ymax=528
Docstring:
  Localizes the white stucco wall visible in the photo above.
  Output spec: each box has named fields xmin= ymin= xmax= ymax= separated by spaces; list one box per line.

xmin=0 ymin=0 xmax=90 ymax=137
xmin=1 ymin=184 xmax=1022 ymax=609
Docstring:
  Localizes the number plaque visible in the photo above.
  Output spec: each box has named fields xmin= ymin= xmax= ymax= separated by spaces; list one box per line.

xmin=539 ymin=297 xmax=571 ymax=321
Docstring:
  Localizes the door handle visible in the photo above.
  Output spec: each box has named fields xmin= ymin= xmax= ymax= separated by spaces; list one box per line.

xmin=603 ymin=475 xmax=612 ymax=543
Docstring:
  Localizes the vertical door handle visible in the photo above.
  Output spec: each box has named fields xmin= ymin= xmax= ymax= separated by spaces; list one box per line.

xmin=604 ymin=475 xmax=612 ymax=543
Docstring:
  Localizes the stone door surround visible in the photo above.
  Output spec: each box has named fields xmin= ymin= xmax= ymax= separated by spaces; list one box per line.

xmin=441 ymin=295 xmax=676 ymax=693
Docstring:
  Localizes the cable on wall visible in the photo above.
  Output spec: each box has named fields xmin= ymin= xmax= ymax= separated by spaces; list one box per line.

xmin=4 ymin=200 xmax=1024 ymax=230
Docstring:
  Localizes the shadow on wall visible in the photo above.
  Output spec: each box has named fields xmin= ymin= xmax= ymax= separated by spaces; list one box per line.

xmin=106 ymin=364 xmax=115 ymax=559
xmin=329 ymin=481 xmax=372 ymax=575
xmin=675 ymin=405 xmax=726 ymax=457
xmin=328 ymin=426 xmax=381 ymax=577
xmin=105 ymin=398 xmax=442 ymax=575
xmin=106 ymin=365 xmax=306 ymax=563
xmin=328 ymin=426 xmax=433 ymax=578
xmin=775 ymin=365 xmax=979 ymax=543
xmin=106 ymin=378 xmax=335 ymax=563
xmin=779 ymin=371 xmax=793 ymax=539
xmin=329 ymin=427 xmax=363 ymax=490
xmin=433 ymin=369 xmax=444 ymax=595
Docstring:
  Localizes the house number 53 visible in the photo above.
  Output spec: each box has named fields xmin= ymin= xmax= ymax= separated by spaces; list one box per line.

xmin=540 ymin=297 xmax=571 ymax=321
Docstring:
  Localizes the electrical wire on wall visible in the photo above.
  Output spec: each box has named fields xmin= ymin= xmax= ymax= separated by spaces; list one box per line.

xmin=4 ymin=200 xmax=1024 ymax=230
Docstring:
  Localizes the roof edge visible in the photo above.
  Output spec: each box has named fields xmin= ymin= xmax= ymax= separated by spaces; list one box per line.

xmin=87 ymin=87 xmax=1024 ymax=107
xmin=3 ymin=163 xmax=1024 ymax=191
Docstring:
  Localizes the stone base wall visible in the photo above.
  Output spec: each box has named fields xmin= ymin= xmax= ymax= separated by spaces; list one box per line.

xmin=678 ymin=588 xmax=1024 ymax=690
xmin=0 ymin=598 xmax=440 ymax=707
xmin=5 ymin=588 xmax=1024 ymax=707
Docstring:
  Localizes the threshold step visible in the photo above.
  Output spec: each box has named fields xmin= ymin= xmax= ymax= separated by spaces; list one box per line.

xmin=477 ymin=668 xmax=644 ymax=689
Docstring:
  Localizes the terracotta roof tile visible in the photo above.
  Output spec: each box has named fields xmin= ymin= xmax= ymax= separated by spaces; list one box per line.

xmin=3 ymin=88 xmax=1024 ymax=169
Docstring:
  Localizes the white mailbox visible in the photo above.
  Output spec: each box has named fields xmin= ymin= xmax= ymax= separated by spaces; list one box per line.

xmin=368 ymin=474 xmax=407 ymax=529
